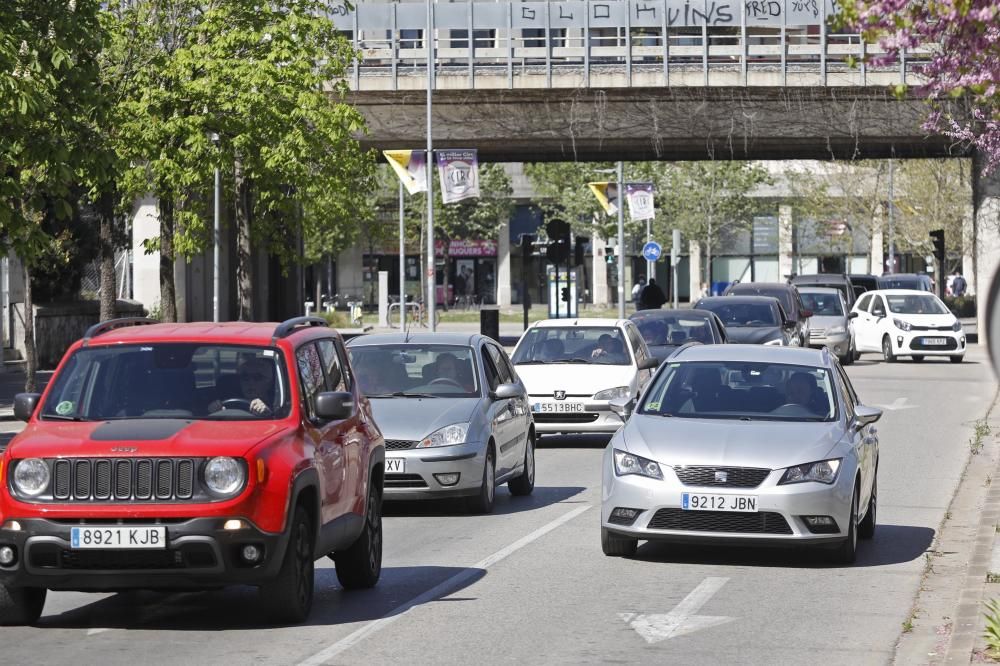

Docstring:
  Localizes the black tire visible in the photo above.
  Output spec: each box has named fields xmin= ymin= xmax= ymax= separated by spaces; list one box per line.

xmin=912 ymin=355 xmax=924 ymax=363
xmin=601 ymin=528 xmax=638 ymax=557
xmin=859 ymin=475 xmax=877 ymax=540
xmin=261 ymin=506 xmax=315 ymax=624
xmin=508 ymin=432 xmax=535 ymax=497
xmin=832 ymin=487 xmax=859 ymax=564
xmin=334 ymin=482 xmax=383 ymax=590
xmin=950 ymin=355 xmax=964 ymax=364
xmin=841 ymin=339 xmax=856 ymax=366
xmin=881 ymin=336 xmax=897 ymax=363
xmin=467 ymin=446 xmax=496 ymax=514
xmin=0 ymin=585 xmax=45 ymax=626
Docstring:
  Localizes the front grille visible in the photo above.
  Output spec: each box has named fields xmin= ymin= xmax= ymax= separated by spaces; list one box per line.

xmin=672 ymin=466 xmax=771 ymax=488
xmin=910 ymin=324 xmax=956 ymax=332
xmin=647 ymin=509 xmax=792 ymax=534
xmin=385 ymin=473 xmax=427 ymax=489
xmin=28 ymin=543 xmax=217 ymax=571
xmin=385 ymin=439 xmax=417 ymax=451
xmin=532 ymin=413 xmax=599 ymax=424
xmin=50 ymin=458 xmax=198 ymax=502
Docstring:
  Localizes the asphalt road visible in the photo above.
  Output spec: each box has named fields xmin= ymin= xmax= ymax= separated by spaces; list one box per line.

xmin=1 ymin=345 xmax=996 ymax=666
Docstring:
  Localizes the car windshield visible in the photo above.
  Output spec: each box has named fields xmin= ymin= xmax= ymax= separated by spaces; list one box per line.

xmin=696 ymin=302 xmax=779 ymax=327
xmin=885 ymin=294 xmax=949 ymax=315
xmin=348 ymin=344 xmax=479 ymax=397
xmin=639 ymin=361 xmax=837 ymax=422
xmin=40 ymin=344 xmax=291 ymax=421
xmin=512 ymin=327 xmax=630 ymax=365
xmin=632 ymin=315 xmax=714 ymax=347
xmin=800 ymin=293 xmax=843 ymax=316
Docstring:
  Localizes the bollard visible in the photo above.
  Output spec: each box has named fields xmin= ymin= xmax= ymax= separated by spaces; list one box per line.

xmin=480 ymin=306 xmax=500 ymax=343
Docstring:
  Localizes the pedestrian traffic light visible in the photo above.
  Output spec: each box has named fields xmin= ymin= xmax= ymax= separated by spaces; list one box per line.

xmin=929 ymin=229 xmax=945 ymax=262
xmin=545 ymin=219 xmax=571 ymax=264
xmin=560 ymin=287 xmax=571 ymax=302
xmin=574 ymin=236 xmax=589 ymax=267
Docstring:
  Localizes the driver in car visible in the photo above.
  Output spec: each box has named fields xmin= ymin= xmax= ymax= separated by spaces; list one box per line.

xmin=209 ymin=357 xmax=275 ymax=416
xmin=784 ymin=371 xmax=824 ymax=414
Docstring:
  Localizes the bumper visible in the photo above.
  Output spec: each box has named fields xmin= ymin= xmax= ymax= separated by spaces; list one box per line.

xmin=601 ymin=452 xmax=855 ymax=547
xmin=530 ymin=399 xmax=624 ymax=434
xmin=895 ymin=330 xmax=965 ymax=356
xmin=383 ymin=441 xmax=486 ymax=500
xmin=0 ymin=517 xmax=288 ymax=591
xmin=809 ymin=333 xmax=851 ymax=357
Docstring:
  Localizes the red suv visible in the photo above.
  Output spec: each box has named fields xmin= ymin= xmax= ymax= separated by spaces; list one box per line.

xmin=0 ymin=316 xmax=384 ymax=625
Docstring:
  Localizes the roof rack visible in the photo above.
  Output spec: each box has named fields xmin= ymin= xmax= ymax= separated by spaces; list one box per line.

xmin=271 ymin=316 xmax=328 ymax=344
xmin=82 ymin=317 xmax=159 ymax=346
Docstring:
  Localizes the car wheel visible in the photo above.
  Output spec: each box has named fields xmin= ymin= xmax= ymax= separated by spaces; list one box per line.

xmin=508 ymin=432 xmax=535 ymax=497
xmin=467 ymin=446 xmax=496 ymax=514
xmin=261 ymin=506 xmax=315 ymax=623
xmin=881 ymin=336 xmax=897 ymax=363
xmin=601 ymin=527 xmax=638 ymax=557
xmin=832 ymin=487 xmax=859 ymax=564
xmin=912 ymin=355 xmax=924 ymax=363
xmin=0 ymin=585 xmax=46 ymax=626
xmin=334 ymin=482 xmax=383 ymax=590
xmin=950 ymin=355 xmax=964 ymax=364
xmin=859 ymin=475 xmax=877 ymax=540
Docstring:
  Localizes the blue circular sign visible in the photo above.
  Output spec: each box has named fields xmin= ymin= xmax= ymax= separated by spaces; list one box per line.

xmin=642 ymin=241 xmax=663 ymax=262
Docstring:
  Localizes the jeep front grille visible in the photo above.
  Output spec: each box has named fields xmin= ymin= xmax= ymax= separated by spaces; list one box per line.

xmin=50 ymin=458 xmax=198 ymax=502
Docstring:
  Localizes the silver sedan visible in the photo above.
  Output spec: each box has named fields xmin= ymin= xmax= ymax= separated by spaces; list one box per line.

xmin=601 ymin=344 xmax=881 ymax=563
xmin=347 ymin=333 xmax=535 ymax=513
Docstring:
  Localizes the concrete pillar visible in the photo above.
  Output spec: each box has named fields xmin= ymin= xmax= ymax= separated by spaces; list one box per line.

xmin=973 ymin=152 xmax=1000 ymax=344
xmin=963 ymin=198 xmax=977 ymax=296
xmin=131 ymin=196 xmax=161 ymax=314
xmin=870 ymin=227 xmax=884 ymax=276
xmin=688 ymin=240 xmax=702 ymax=301
xmin=378 ymin=270 xmax=389 ymax=326
xmin=778 ymin=204 xmax=794 ymax=279
xmin=497 ymin=221 xmax=511 ymax=308
xmin=592 ymin=235 xmax=609 ymax=306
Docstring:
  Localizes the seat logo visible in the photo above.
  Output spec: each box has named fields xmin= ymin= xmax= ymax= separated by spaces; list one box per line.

xmin=554 ymin=390 xmax=566 ymax=400
xmin=714 ymin=470 xmax=728 ymax=483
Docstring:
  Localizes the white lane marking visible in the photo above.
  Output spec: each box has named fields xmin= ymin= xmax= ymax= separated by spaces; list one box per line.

xmin=619 ymin=577 xmax=734 ymax=644
xmin=298 ymin=504 xmax=592 ymax=666
xmin=874 ymin=397 xmax=916 ymax=411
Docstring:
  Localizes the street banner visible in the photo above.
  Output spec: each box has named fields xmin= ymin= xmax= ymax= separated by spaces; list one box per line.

xmin=437 ymin=149 xmax=480 ymax=204
xmin=587 ymin=181 xmax=619 ymax=216
xmin=383 ymin=150 xmax=427 ymax=194
xmin=626 ymin=182 xmax=655 ymax=221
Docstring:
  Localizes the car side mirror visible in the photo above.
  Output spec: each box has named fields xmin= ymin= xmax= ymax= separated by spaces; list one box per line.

xmin=848 ymin=311 xmax=859 ymax=320
xmin=873 ymin=310 xmax=885 ymax=318
xmin=637 ymin=357 xmax=660 ymax=371
xmin=14 ymin=393 xmax=40 ymax=422
xmin=491 ymin=383 xmax=521 ymax=401
xmin=800 ymin=309 xmax=814 ymax=319
xmin=854 ymin=405 xmax=882 ymax=428
xmin=609 ymin=396 xmax=635 ymax=420
xmin=315 ymin=391 xmax=353 ymax=421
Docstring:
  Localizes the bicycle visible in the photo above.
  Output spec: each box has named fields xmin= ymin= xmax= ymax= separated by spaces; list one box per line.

xmin=387 ymin=300 xmax=439 ymax=328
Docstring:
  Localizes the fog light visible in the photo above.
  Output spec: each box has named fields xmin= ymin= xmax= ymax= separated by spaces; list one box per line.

xmin=2 ymin=520 xmax=21 ymax=531
xmin=961 ymin=337 xmax=966 ymax=347
xmin=434 ymin=473 xmax=460 ymax=486
xmin=897 ymin=336 xmax=904 ymax=347
xmin=241 ymin=544 xmax=262 ymax=563
xmin=223 ymin=519 xmax=245 ymax=531
xmin=802 ymin=515 xmax=839 ymax=534
xmin=609 ymin=507 xmax=643 ymax=526
xmin=0 ymin=546 xmax=15 ymax=566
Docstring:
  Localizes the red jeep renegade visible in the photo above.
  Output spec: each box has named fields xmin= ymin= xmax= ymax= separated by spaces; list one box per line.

xmin=0 ymin=316 xmax=384 ymax=625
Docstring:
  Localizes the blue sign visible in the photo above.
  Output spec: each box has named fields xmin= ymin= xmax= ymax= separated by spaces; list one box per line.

xmin=642 ymin=241 xmax=662 ymax=262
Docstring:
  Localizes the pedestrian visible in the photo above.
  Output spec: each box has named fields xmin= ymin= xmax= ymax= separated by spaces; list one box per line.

xmin=453 ymin=269 xmax=466 ymax=307
xmin=639 ymin=278 xmax=668 ymax=310
xmin=951 ymin=269 xmax=967 ymax=297
xmin=631 ymin=275 xmax=646 ymax=307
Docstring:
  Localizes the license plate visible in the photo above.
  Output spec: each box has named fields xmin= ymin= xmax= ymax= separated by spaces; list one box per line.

xmin=922 ymin=337 xmax=948 ymax=346
xmin=70 ymin=526 xmax=166 ymax=550
xmin=532 ymin=402 xmax=585 ymax=413
xmin=386 ymin=458 xmax=405 ymax=473
xmin=681 ymin=493 xmax=758 ymax=512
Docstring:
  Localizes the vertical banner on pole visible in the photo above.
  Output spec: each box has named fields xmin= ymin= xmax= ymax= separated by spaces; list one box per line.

xmin=436 ymin=149 xmax=480 ymax=204
xmin=384 ymin=150 xmax=428 ymax=194
xmin=587 ymin=182 xmax=619 ymax=215
xmin=625 ymin=183 xmax=655 ymax=221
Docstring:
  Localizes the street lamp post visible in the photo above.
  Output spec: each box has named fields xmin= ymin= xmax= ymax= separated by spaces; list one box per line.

xmin=425 ymin=0 xmax=436 ymax=332
xmin=617 ymin=161 xmax=625 ymax=319
xmin=211 ymin=132 xmax=221 ymax=322
xmin=887 ymin=156 xmax=896 ymax=274
xmin=399 ymin=181 xmax=406 ymax=329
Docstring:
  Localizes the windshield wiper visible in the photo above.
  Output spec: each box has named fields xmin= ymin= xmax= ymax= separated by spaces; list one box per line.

xmin=41 ymin=414 xmax=87 ymax=422
xmin=515 ymin=360 xmax=555 ymax=365
xmin=368 ymin=392 xmax=439 ymax=398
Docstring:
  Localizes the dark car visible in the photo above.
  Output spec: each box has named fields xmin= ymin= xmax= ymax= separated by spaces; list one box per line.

xmin=629 ymin=309 xmax=728 ymax=361
xmin=878 ymin=273 xmax=933 ymax=292
xmin=848 ymin=274 xmax=879 ymax=295
xmin=692 ymin=296 xmax=797 ymax=346
xmin=789 ymin=274 xmax=856 ymax=309
xmin=723 ymin=282 xmax=811 ymax=347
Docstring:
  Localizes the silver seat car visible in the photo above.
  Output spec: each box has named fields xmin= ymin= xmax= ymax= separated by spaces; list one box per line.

xmin=601 ymin=344 xmax=881 ymax=564
xmin=799 ymin=287 xmax=858 ymax=365
xmin=346 ymin=333 xmax=534 ymax=513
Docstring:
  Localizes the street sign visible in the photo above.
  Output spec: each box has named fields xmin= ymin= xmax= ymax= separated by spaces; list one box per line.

xmin=642 ymin=241 xmax=663 ymax=263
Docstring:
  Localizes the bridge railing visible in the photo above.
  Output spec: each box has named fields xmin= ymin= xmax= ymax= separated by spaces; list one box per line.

xmin=332 ymin=1 xmax=929 ymax=91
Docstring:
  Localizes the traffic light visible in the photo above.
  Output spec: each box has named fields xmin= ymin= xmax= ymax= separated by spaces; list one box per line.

xmin=560 ymin=287 xmax=571 ymax=302
xmin=574 ymin=236 xmax=589 ymax=267
xmin=545 ymin=219 xmax=571 ymax=264
xmin=929 ymin=229 xmax=945 ymax=262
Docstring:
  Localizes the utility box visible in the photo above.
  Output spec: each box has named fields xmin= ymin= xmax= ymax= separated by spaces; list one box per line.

xmin=480 ymin=306 xmax=500 ymax=342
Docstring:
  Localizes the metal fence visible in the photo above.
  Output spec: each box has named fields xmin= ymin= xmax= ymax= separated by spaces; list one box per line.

xmin=78 ymin=251 xmax=132 ymax=301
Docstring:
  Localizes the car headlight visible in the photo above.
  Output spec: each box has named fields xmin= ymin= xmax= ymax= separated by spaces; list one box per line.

xmin=593 ymin=386 xmax=631 ymax=401
xmin=764 ymin=338 xmax=784 ymax=346
xmin=778 ymin=459 xmax=841 ymax=485
xmin=613 ymin=449 xmax=664 ymax=480
xmin=204 ymin=457 xmax=246 ymax=496
xmin=827 ymin=325 xmax=846 ymax=335
xmin=893 ymin=318 xmax=912 ymax=332
xmin=13 ymin=458 xmax=50 ymax=497
xmin=417 ymin=422 xmax=469 ymax=448
xmin=952 ymin=320 xmax=962 ymax=332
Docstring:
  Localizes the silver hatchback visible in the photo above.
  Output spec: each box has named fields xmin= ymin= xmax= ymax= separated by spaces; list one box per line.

xmin=347 ymin=333 xmax=535 ymax=513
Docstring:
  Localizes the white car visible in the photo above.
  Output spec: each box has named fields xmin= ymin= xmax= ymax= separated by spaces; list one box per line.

xmin=851 ymin=289 xmax=965 ymax=363
xmin=510 ymin=319 xmax=659 ymax=435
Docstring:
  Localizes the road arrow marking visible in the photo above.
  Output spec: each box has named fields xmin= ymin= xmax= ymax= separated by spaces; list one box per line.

xmin=874 ymin=397 xmax=916 ymax=411
xmin=619 ymin=577 xmax=734 ymax=644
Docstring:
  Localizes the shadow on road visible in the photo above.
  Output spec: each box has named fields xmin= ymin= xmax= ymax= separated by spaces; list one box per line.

xmin=37 ymin=564 xmax=486 ymax=631
xmin=631 ymin=523 xmax=935 ymax=569
xmin=384 ymin=484 xmax=587 ymax=517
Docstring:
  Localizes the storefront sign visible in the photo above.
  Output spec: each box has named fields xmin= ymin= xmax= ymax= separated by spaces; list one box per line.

xmin=435 ymin=239 xmax=497 ymax=257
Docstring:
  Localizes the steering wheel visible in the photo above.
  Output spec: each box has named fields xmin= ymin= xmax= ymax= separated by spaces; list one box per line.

xmin=221 ymin=398 xmax=253 ymax=411
xmin=429 ymin=377 xmax=462 ymax=387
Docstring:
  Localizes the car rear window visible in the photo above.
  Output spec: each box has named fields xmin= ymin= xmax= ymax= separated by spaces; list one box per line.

xmin=512 ymin=327 xmax=631 ymax=366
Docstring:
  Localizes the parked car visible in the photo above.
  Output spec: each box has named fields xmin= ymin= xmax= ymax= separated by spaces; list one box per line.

xmin=0 ymin=316 xmax=384 ymax=625
xmin=851 ymin=289 xmax=965 ymax=362
xmin=346 ymin=333 xmax=534 ymax=513
xmin=629 ymin=309 xmax=728 ymax=362
xmin=799 ymin=287 xmax=858 ymax=365
xmin=789 ymin=274 xmax=857 ymax=308
xmin=510 ymin=319 xmax=659 ymax=436
xmin=877 ymin=273 xmax=933 ymax=292
xmin=848 ymin=274 xmax=879 ymax=297
xmin=693 ymin=296 xmax=798 ymax=347
xmin=601 ymin=344 xmax=881 ymax=564
xmin=723 ymin=282 xmax=811 ymax=347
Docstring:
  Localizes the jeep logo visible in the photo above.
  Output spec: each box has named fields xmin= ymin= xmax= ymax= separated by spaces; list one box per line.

xmin=111 ymin=447 xmax=138 ymax=453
